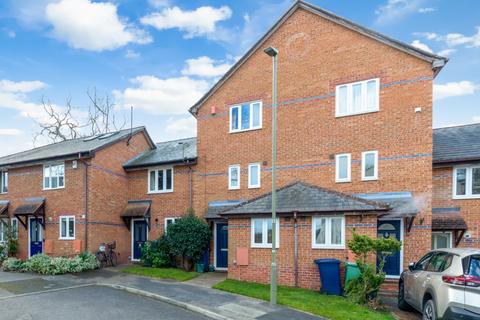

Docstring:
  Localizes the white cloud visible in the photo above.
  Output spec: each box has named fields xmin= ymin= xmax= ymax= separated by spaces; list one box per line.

xmin=182 ymin=56 xmax=233 ymax=78
xmin=140 ymin=6 xmax=232 ymax=39
xmin=45 ymin=0 xmax=152 ymax=51
xmin=442 ymin=27 xmax=480 ymax=48
xmin=473 ymin=116 xmax=480 ymax=123
xmin=0 ymin=80 xmax=47 ymax=93
xmin=164 ymin=116 xmax=197 ymax=139
xmin=418 ymin=7 xmax=435 ymax=13
xmin=433 ymin=81 xmax=478 ymax=101
xmin=125 ymin=49 xmax=140 ymax=59
xmin=411 ymin=40 xmax=433 ymax=53
xmin=148 ymin=0 xmax=170 ymax=8
xmin=0 ymin=129 xmax=23 ymax=136
xmin=413 ymin=32 xmax=438 ymax=40
xmin=113 ymin=76 xmax=209 ymax=115
xmin=437 ymin=48 xmax=456 ymax=56
xmin=375 ymin=0 xmax=426 ymax=25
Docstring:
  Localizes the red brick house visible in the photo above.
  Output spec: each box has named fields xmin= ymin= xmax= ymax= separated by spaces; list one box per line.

xmin=188 ymin=0 xmax=448 ymax=289
xmin=1 ymin=0 xmax=479 ymax=294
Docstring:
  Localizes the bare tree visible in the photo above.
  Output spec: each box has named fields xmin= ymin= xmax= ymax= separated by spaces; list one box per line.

xmin=34 ymin=89 xmax=126 ymax=144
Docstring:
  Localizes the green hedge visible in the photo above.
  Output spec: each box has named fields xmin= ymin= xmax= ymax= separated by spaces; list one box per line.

xmin=2 ymin=252 xmax=100 ymax=275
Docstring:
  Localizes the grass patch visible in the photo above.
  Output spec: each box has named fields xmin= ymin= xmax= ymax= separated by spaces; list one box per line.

xmin=122 ymin=266 xmax=199 ymax=281
xmin=213 ymin=279 xmax=395 ymax=320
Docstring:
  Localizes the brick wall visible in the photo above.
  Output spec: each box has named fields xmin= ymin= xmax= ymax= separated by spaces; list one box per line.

xmin=193 ymin=7 xmax=434 ymax=280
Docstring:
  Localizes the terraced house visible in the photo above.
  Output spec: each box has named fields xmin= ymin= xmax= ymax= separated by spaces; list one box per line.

xmin=0 ymin=0 xmax=478 ymax=292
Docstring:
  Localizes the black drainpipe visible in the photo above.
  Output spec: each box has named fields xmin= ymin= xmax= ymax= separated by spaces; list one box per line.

xmin=294 ymin=211 xmax=299 ymax=287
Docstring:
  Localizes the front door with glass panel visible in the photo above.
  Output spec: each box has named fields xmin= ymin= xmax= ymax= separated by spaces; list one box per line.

xmin=132 ymin=220 xmax=148 ymax=261
xmin=377 ymin=220 xmax=401 ymax=276
xmin=29 ymin=218 xmax=43 ymax=257
xmin=215 ymin=223 xmax=228 ymax=269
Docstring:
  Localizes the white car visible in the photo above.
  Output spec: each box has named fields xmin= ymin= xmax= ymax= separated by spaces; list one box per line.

xmin=398 ymin=248 xmax=480 ymax=320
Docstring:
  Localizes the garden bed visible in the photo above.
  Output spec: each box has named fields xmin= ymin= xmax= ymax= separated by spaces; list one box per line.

xmin=213 ymin=279 xmax=395 ymax=320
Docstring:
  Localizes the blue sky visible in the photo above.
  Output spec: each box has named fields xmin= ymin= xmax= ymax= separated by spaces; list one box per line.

xmin=0 ymin=0 xmax=479 ymax=156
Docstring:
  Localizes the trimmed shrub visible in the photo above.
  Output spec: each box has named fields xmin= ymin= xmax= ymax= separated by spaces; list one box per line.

xmin=77 ymin=252 xmax=100 ymax=270
xmin=24 ymin=254 xmax=52 ymax=274
xmin=165 ymin=212 xmax=211 ymax=271
xmin=2 ymin=258 xmax=26 ymax=272
xmin=141 ymin=235 xmax=172 ymax=268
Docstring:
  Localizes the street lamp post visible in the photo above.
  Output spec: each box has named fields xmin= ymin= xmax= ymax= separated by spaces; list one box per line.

xmin=264 ymin=46 xmax=278 ymax=306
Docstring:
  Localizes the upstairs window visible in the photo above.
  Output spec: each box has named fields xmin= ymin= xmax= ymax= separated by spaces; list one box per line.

xmin=335 ymin=153 xmax=351 ymax=183
xmin=453 ymin=166 xmax=480 ymax=199
xmin=230 ymin=101 xmax=262 ymax=133
xmin=43 ymin=163 xmax=65 ymax=190
xmin=59 ymin=216 xmax=75 ymax=240
xmin=0 ymin=171 xmax=7 ymax=193
xmin=149 ymin=167 xmax=173 ymax=193
xmin=336 ymin=78 xmax=379 ymax=117
xmin=248 ymin=163 xmax=261 ymax=188
xmin=228 ymin=165 xmax=240 ymax=190
xmin=362 ymin=151 xmax=378 ymax=181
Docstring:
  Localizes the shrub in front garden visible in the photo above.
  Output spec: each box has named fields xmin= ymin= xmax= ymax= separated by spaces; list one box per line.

xmin=1 ymin=252 xmax=100 ymax=275
xmin=165 ymin=212 xmax=211 ymax=271
xmin=141 ymin=235 xmax=172 ymax=268
xmin=345 ymin=231 xmax=401 ymax=308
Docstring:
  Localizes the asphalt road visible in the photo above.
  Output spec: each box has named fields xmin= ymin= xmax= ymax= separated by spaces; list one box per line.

xmin=0 ymin=285 xmax=209 ymax=320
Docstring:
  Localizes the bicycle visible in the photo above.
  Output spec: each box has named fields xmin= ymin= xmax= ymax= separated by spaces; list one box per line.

xmin=95 ymin=241 xmax=118 ymax=268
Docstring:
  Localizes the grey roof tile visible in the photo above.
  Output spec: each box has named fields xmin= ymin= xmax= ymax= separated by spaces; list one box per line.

xmin=433 ymin=123 xmax=480 ymax=164
xmin=206 ymin=200 xmax=244 ymax=219
xmin=220 ymin=181 xmax=389 ymax=216
xmin=0 ymin=127 xmax=152 ymax=168
xmin=124 ymin=137 xmax=197 ymax=169
xmin=355 ymin=192 xmax=418 ymax=218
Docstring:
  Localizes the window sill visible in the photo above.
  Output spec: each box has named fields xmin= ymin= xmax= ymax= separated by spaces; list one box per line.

xmin=312 ymin=245 xmax=345 ymax=250
xmin=335 ymin=179 xmax=351 ymax=183
xmin=335 ymin=109 xmax=379 ymax=118
xmin=248 ymin=185 xmax=261 ymax=189
xmin=362 ymin=177 xmax=378 ymax=181
xmin=59 ymin=238 xmax=75 ymax=241
xmin=228 ymin=187 xmax=240 ymax=191
xmin=229 ymin=127 xmax=262 ymax=134
xmin=251 ymin=245 xmax=280 ymax=249
xmin=43 ymin=187 xmax=65 ymax=191
xmin=453 ymin=195 xmax=480 ymax=200
xmin=148 ymin=190 xmax=174 ymax=194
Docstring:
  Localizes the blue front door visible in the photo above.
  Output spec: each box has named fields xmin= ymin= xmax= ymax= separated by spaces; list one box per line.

xmin=133 ymin=220 xmax=148 ymax=261
xmin=29 ymin=218 xmax=43 ymax=257
xmin=377 ymin=220 xmax=401 ymax=276
xmin=216 ymin=223 xmax=228 ymax=269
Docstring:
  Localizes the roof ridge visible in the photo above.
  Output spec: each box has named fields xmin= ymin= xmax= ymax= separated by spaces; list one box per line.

xmin=434 ymin=122 xmax=480 ymax=131
xmin=155 ymin=136 xmax=197 ymax=145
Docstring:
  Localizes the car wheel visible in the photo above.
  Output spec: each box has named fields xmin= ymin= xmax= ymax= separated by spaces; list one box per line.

xmin=422 ymin=299 xmax=436 ymax=320
xmin=397 ymin=281 xmax=412 ymax=311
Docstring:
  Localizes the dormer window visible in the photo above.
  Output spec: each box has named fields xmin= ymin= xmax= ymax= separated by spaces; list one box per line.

xmin=230 ymin=101 xmax=262 ymax=133
xmin=0 ymin=171 xmax=7 ymax=193
xmin=43 ymin=163 xmax=65 ymax=190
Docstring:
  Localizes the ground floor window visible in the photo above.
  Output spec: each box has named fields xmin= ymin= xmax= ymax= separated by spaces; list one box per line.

xmin=164 ymin=217 xmax=179 ymax=232
xmin=432 ymin=232 xmax=452 ymax=249
xmin=11 ymin=218 xmax=18 ymax=240
xmin=0 ymin=219 xmax=7 ymax=242
xmin=59 ymin=216 xmax=75 ymax=240
xmin=312 ymin=216 xmax=345 ymax=249
xmin=251 ymin=218 xmax=280 ymax=248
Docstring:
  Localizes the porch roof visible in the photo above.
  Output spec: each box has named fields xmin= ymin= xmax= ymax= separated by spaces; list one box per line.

xmin=120 ymin=200 xmax=152 ymax=218
xmin=432 ymin=214 xmax=468 ymax=231
xmin=219 ymin=181 xmax=389 ymax=216
xmin=13 ymin=197 xmax=45 ymax=216
xmin=0 ymin=200 xmax=8 ymax=217
xmin=355 ymin=192 xmax=419 ymax=218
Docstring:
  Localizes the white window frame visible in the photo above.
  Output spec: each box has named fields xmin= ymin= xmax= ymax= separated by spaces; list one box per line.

xmin=432 ymin=231 xmax=453 ymax=249
xmin=164 ymin=217 xmax=180 ymax=233
xmin=361 ymin=150 xmax=379 ymax=181
xmin=0 ymin=219 xmax=7 ymax=243
xmin=148 ymin=166 xmax=174 ymax=194
xmin=251 ymin=218 xmax=280 ymax=248
xmin=0 ymin=171 xmax=8 ymax=194
xmin=228 ymin=165 xmax=240 ymax=190
xmin=229 ymin=101 xmax=263 ymax=133
xmin=453 ymin=165 xmax=480 ymax=199
xmin=248 ymin=163 xmax=261 ymax=189
xmin=335 ymin=153 xmax=351 ymax=183
xmin=59 ymin=215 xmax=75 ymax=240
xmin=335 ymin=78 xmax=380 ymax=117
xmin=11 ymin=218 xmax=18 ymax=240
xmin=312 ymin=216 xmax=346 ymax=249
xmin=43 ymin=162 xmax=65 ymax=190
